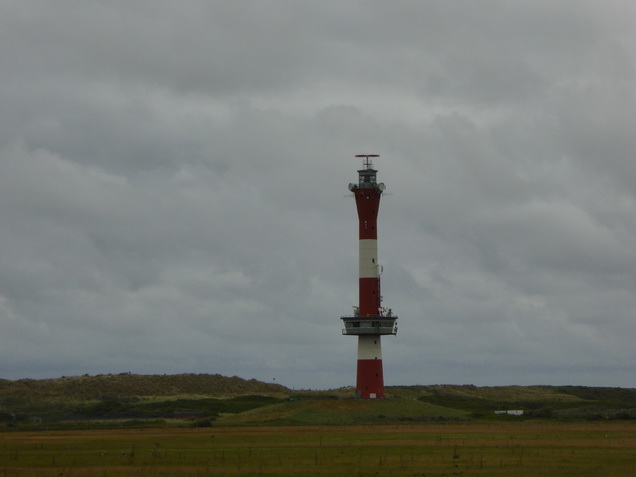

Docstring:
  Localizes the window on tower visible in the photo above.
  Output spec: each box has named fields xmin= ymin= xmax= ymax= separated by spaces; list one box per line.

xmin=361 ymin=173 xmax=376 ymax=183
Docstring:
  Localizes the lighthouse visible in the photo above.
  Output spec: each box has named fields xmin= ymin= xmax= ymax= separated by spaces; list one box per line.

xmin=341 ymin=155 xmax=398 ymax=399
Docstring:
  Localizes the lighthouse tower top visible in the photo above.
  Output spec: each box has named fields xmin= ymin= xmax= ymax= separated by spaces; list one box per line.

xmin=350 ymin=154 xmax=384 ymax=191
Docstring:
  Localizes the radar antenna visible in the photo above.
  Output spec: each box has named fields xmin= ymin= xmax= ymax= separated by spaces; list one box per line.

xmin=355 ymin=154 xmax=379 ymax=169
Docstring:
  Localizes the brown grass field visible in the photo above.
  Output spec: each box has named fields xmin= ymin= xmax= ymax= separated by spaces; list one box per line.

xmin=2 ymin=421 xmax=636 ymax=476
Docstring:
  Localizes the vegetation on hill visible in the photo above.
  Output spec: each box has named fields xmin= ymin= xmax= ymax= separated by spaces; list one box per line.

xmin=406 ymin=384 xmax=636 ymax=419
xmin=0 ymin=373 xmax=289 ymax=402
xmin=0 ymin=373 xmax=291 ymax=429
xmin=218 ymin=396 xmax=468 ymax=425
xmin=2 ymin=374 xmax=636 ymax=429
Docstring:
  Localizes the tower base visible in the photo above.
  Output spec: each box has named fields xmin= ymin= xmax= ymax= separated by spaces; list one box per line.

xmin=356 ymin=335 xmax=384 ymax=398
xmin=356 ymin=358 xmax=385 ymax=398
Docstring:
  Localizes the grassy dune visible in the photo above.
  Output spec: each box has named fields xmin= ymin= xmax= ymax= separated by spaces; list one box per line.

xmin=0 ymin=373 xmax=289 ymax=402
xmin=2 ymin=375 xmax=636 ymax=429
xmin=218 ymin=397 xmax=468 ymax=425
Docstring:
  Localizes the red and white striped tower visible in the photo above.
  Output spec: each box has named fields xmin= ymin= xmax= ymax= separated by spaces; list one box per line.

xmin=341 ymin=155 xmax=398 ymax=399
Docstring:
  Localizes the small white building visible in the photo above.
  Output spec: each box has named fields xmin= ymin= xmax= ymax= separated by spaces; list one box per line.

xmin=495 ymin=410 xmax=524 ymax=416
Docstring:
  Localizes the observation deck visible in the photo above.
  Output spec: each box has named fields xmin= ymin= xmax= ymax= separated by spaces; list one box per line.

xmin=341 ymin=315 xmax=398 ymax=336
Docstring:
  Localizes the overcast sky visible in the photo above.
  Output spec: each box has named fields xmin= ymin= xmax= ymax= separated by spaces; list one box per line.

xmin=2 ymin=1 xmax=636 ymax=389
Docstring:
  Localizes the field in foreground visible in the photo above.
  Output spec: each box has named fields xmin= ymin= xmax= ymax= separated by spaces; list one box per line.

xmin=2 ymin=421 xmax=636 ymax=476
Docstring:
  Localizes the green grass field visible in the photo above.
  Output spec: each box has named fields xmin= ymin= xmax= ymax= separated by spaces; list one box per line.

xmin=4 ymin=375 xmax=636 ymax=475
xmin=2 ymin=421 xmax=636 ymax=476
xmin=216 ymin=396 xmax=469 ymax=425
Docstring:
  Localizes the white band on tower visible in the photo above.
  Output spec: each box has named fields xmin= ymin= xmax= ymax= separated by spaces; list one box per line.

xmin=359 ymin=239 xmax=378 ymax=278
